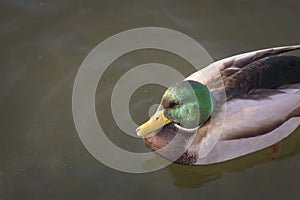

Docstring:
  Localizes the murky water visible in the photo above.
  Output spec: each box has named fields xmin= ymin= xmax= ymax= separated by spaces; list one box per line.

xmin=1 ymin=0 xmax=300 ymax=199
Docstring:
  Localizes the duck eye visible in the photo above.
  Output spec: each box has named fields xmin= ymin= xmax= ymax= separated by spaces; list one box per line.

xmin=155 ymin=117 xmax=159 ymax=120
xmin=169 ymin=101 xmax=180 ymax=108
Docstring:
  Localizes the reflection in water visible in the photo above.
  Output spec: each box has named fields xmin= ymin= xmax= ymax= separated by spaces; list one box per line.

xmin=167 ymin=127 xmax=300 ymax=188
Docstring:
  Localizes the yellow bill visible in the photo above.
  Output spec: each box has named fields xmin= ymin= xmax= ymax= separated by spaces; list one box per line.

xmin=136 ymin=110 xmax=172 ymax=137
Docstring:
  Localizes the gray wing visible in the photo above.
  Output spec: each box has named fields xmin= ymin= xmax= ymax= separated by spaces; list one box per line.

xmin=195 ymin=87 xmax=300 ymax=165
xmin=196 ymin=117 xmax=300 ymax=165
xmin=220 ymin=88 xmax=300 ymax=140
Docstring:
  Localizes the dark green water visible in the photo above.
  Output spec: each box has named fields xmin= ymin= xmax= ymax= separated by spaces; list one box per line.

xmin=1 ymin=0 xmax=300 ymax=199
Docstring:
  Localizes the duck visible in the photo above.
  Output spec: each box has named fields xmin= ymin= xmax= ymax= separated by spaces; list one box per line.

xmin=136 ymin=45 xmax=300 ymax=165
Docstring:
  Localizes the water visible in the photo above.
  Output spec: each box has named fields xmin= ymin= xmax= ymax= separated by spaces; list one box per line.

xmin=1 ymin=0 xmax=300 ymax=199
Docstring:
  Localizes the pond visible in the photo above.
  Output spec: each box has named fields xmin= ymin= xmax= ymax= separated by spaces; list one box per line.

xmin=1 ymin=0 xmax=300 ymax=199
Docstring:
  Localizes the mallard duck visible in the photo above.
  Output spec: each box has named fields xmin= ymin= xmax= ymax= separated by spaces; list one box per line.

xmin=136 ymin=45 xmax=300 ymax=165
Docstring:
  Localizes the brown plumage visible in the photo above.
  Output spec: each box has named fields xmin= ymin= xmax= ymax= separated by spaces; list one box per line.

xmin=223 ymin=56 xmax=300 ymax=99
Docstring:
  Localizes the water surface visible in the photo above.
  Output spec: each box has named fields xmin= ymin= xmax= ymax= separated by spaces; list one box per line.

xmin=1 ymin=0 xmax=300 ymax=199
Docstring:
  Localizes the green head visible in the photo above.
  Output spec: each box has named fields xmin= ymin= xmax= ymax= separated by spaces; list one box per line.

xmin=136 ymin=80 xmax=214 ymax=136
xmin=162 ymin=80 xmax=214 ymax=128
